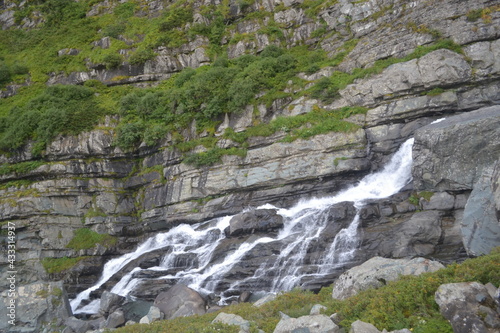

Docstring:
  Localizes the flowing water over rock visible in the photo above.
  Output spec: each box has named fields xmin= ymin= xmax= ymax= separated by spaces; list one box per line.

xmin=71 ymin=139 xmax=414 ymax=314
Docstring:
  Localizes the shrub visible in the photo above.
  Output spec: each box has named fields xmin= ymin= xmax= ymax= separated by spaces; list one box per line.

xmin=115 ymin=121 xmax=145 ymax=149
xmin=102 ymin=22 xmax=127 ymax=39
xmin=0 ymin=84 xmax=103 ymax=153
xmin=129 ymin=49 xmax=156 ymax=65
xmin=103 ymin=53 xmax=123 ymax=69
xmin=0 ymin=62 xmax=11 ymax=84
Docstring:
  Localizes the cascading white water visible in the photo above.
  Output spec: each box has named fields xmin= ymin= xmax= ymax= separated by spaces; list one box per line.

xmin=70 ymin=138 xmax=414 ymax=314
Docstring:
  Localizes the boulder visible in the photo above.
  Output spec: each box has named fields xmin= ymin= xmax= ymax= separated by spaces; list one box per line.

xmin=122 ymin=300 xmax=153 ymax=322
xmin=227 ymin=209 xmax=284 ymax=236
xmin=99 ymin=291 xmax=125 ymax=316
xmin=139 ymin=305 xmax=164 ymax=324
xmin=413 ymin=106 xmax=500 ymax=191
xmin=153 ymin=284 xmax=206 ymax=320
xmin=212 ymin=312 xmax=251 ymax=333
xmin=103 ymin=309 xmax=125 ymax=329
xmin=310 ymin=304 xmax=327 ymax=315
xmin=253 ymin=293 xmax=277 ymax=307
xmin=349 ymin=320 xmax=380 ymax=333
xmin=273 ymin=314 xmax=340 ymax=333
xmin=332 ymin=257 xmax=444 ymax=300
xmin=435 ymin=282 xmax=500 ymax=333
xmin=462 ymin=161 xmax=500 ymax=256
xmin=63 ymin=316 xmax=91 ymax=333
xmin=349 ymin=320 xmax=411 ymax=333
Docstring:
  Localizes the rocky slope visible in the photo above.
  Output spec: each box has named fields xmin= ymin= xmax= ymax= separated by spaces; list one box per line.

xmin=1 ymin=0 xmax=500 ymax=331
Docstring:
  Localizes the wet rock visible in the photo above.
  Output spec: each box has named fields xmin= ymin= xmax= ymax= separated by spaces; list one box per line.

xmin=99 ymin=291 xmax=125 ymax=316
xmin=153 ymin=284 xmax=206 ymax=320
xmin=435 ymin=282 xmax=500 ymax=333
xmin=273 ymin=314 xmax=340 ymax=333
xmin=332 ymin=257 xmax=444 ymax=300
xmin=122 ymin=300 xmax=153 ymax=323
xmin=228 ymin=208 xmax=284 ymax=236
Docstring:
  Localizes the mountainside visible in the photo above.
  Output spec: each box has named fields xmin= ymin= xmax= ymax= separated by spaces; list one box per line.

xmin=1 ymin=0 xmax=500 ymax=332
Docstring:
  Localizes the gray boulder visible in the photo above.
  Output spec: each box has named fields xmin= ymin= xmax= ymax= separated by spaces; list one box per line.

xmin=212 ymin=312 xmax=251 ymax=333
xmin=227 ymin=209 xmax=284 ymax=236
xmin=349 ymin=320 xmax=411 ymax=333
xmin=435 ymin=282 xmax=500 ymax=333
xmin=273 ymin=314 xmax=340 ymax=333
xmin=462 ymin=161 xmax=500 ymax=256
xmin=349 ymin=320 xmax=380 ymax=333
xmin=413 ymin=106 xmax=500 ymax=191
xmin=139 ymin=305 xmax=164 ymax=324
xmin=332 ymin=257 xmax=444 ymax=300
xmin=153 ymin=284 xmax=206 ymax=320
xmin=310 ymin=304 xmax=327 ymax=315
xmin=99 ymin=291 xmax=125 ymax=316
xmin=103 ymin=309 xmax=125 ymax=329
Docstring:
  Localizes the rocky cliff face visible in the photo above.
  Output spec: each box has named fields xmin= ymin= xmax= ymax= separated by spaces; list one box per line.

xmin=1 ymin=0 xmax=500 ymax=331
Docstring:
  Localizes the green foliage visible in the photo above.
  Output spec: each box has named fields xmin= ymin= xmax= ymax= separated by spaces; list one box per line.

xmin=103 ymin=53 xmax=123 ymax=69
xmin=102 ymin=22 xmax=127 ymax=38
xmin=158 ymin=6 xmax=193 ymax=32
xmin=128 ymin=49 xmax=156 ymax=65
xmin=66 ymin=228 xmax=116 ymax=250
xmin=0 ymin=85 xmax=103 ymax=154
xmin=183 ymin=147 xmax=247 ymax=167
xmin=114 ymin=2 xmax=137 ymax=19
xmin=0 ymin=161 xmax=45 ymax=176
xmin=114 ymin=313 xmax=239 ymax=333
xmin=408 ymin=191 xmax=434 ymax=206
xmin=466 ymin=9 xmax=483 ymax=22
xmin=308 ymin=39 xmax=463 ymax=102
xmin=41 ymin=256 xmax=89 ymax=274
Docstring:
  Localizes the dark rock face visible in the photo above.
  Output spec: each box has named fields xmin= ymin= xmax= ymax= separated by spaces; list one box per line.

xmin=435 ymin=282 xmax=500 ymax=333
xmin=413 ymin=107 xmax=500 ymax=256
xmin=227 ymin=209 xmax=284 ymax=236
xmin=462 ymin=161 xmax=500 ymax=256
xmin=413 ymin=107 xmax=500 ymax=192
xmin=153 ymin=284 xmax=206 ymax=320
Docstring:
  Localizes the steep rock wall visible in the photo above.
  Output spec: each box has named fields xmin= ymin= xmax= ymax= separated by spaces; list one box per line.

xmin=0 ymin=1 xmax=500 ymax=330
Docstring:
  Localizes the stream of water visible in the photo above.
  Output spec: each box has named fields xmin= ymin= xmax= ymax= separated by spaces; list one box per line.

xmin=71 ymin=138 xmax=414 ymax=314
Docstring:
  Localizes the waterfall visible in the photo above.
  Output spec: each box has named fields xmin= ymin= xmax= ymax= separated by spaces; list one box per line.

xmin=70 ymin=138 xmax=414 ymax=314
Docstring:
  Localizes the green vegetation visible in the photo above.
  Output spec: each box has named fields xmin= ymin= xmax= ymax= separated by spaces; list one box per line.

xmin=309 ymin=39 xmax=463 ymax=103
xmin=114 ymin=249 xmax=500 ymax=333
xmin=0 ymin=0 xmax=469 ymax=166
xmin=409 ymin=191 xmax=434 ymax=206
xmin=0 ymin=161 xmax=45 ymax=176
xmin=0 ymin=84 xmax=104 ymax=155
xmin=66 ymin=228 xmax=116 ymax=250
xmin=41 ymin=256 xmax=90 ymax=274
